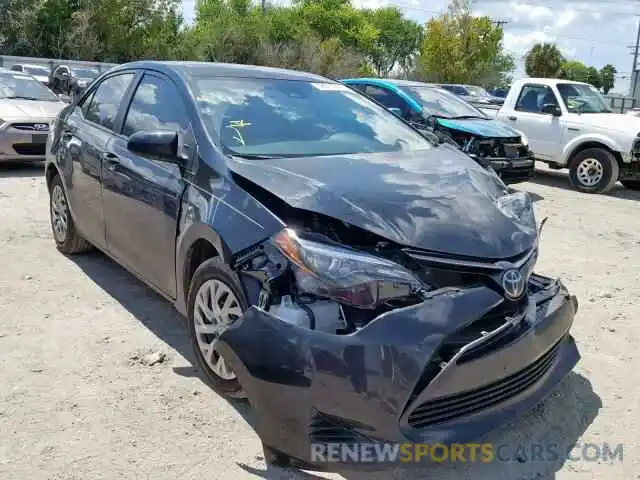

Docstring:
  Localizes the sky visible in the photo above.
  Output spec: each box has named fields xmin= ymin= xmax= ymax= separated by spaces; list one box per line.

xmin=180 ymin=0 xmax=640 ymax=94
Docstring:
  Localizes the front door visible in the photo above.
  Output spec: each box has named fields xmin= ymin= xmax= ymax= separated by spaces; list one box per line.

xmin=507 ymin=83 xmax=564 ymax=161
xmin=102 ymin=73 xmax=192 ymax=298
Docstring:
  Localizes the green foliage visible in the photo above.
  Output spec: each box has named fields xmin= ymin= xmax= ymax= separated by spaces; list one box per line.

xmin=415 ymin=0 xmax=514 ymax=89
xmin=600 ymin=64 xmax=617 ymax=94
xmin=524 ymin=43 xmax=565 ymax=78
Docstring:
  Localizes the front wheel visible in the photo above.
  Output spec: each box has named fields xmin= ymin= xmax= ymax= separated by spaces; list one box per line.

xmin=568 ymin=148 xmax=619 ymax=194
xmin=187 ymin=257 xmax=247 ymax=398
xmin=621 ymin=180 xmax=640 ymax=190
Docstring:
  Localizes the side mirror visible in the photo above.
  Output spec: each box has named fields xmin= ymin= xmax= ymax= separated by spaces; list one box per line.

xmin=127 ymin=130 xmax=180 ymax=162
xmin=388 ymin=107 xmax=402 ymax=117
xmin=542 ymin=104 xmax=561 ymax=116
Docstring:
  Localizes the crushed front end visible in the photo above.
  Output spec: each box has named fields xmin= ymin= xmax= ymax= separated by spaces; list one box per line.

xmin=436 ymin=125 xmax=535 ymax=184
xmin=216 ymin=205 xmax=579 ymax=471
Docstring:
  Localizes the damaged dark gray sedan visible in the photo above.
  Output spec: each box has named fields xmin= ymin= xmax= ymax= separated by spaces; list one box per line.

xmin=45 ymin=61 xmax=580 ymax=471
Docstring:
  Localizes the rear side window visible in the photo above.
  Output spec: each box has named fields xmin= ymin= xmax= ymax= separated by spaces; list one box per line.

xmin=10 ymin=65 xmax=22 ymax=72
xmin=84 ymin=73 xmax=135 ymax=131
xmin=364 ymin=85 xmax=407 ymax=111
xmin=122 ymin=74 xmax=190 ymax=137
xmin=349 ymin=83 xmax=367 ymax=93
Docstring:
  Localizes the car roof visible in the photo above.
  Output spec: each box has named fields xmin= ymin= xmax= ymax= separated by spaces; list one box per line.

xmin=343 ymin=77 xmax=439 ymax=88
xmin=108 ymin=60 xmax=333 ymax=83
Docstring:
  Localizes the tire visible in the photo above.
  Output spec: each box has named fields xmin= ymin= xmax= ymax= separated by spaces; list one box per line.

xmin=621 ymin=180 xmax=640 ymax=190
xmin=187 ymin=257 xmax=248 ymax=398
xmin=568 ymin=148 xmax=619 ymax=194
xmin=49 ymin=174 xmax=93 ymax=254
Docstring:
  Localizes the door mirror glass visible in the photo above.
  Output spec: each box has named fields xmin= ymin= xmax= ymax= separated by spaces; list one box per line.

xmin=127 ymin=130 xmax=181 ymax=163
xmin=388 ymin=107 xmax=402 ymax=117
xmin=541 ymin=103 xmax=561 ymax=116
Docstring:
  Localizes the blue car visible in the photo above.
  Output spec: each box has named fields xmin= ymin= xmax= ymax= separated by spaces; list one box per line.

xmin=343 ymin=78 xmax=535 ymax=184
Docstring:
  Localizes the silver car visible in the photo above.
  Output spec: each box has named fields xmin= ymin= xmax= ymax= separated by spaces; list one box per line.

xmin=0 ymin=70 xmax=66 ymax=162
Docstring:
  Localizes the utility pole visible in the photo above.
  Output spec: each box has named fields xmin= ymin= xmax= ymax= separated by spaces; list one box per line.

xmin=630 ymin=19 xmax=640 ymax=99
xmin=491 ymin=20 xmax=509 ymax=28
xmin=261 ymin=0 xmax=266 ymax=14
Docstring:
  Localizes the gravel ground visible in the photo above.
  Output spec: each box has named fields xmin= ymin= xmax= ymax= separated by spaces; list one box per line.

xmin=0 ymin=163 xmax=638 ymax=480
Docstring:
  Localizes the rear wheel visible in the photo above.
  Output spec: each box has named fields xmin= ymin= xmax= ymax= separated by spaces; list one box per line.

xmin=49 ymin=174 xmax=93 ymax=254
xmin=187 ymin=257 xmax=247 ymax=398
xmin=568 ymin=148 xmax=619 ymax=194
xmin=621 ymin=180 xmax=640 ymax=190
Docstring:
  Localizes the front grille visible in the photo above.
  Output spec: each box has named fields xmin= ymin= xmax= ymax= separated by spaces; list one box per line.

xmin=407 ymin=339 xmax=562 ymax=429
xmin=12 ymin=143 xmax=46 ymax=155
xmin=11 ymin=122 xmax=49 ymax=131
xmin=475 ymin=137 xmax=529 ymax=159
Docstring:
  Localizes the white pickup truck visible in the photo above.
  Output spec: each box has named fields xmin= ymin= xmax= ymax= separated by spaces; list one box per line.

xmin=481 ymin=78 xmax=640 ymax=193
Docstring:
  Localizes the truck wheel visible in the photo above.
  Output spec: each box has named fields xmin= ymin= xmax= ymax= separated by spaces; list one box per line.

xmin=568 ymin=148 xmax=619 ymax=194
xmin=187 ymin=257 xmax=247 ymax=399
xmin=49 ymin=174 xmax=93 ymax=254
xmin=621 ymin=180 xmax=640 ymax=190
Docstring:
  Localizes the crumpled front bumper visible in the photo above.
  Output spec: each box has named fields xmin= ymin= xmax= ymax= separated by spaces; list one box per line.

xmin=216 ymin=275 xmax=579 ymax=470
xmin=488 ymin=155 xmax=536 ymax=184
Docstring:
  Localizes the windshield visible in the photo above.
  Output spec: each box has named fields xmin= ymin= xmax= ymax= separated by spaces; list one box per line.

xmin=0 ymin=73 xmax=59 ymax=101
xmin=466 ymin=86 xmax=490 ymax=97
xmin=557 ymin=83 xmax=612 ymax=114
xmin=400 ymin=86 xmax=487 ymax=119
xmin=23 ymin=65 xmax=50 ymax=76
xmin=191 ymin=77 xmax=432 ymax=158
xmin=71 ymin=67 xmax=99 ymax=78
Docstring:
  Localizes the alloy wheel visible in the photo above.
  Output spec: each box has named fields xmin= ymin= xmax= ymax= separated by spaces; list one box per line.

xmin=51 ymin=184 xmax=69 ymax=243
xmin=576 ymin=157 xmax=604 ymax=187
xmin=193 ymin=279 xmax=243 ymax=380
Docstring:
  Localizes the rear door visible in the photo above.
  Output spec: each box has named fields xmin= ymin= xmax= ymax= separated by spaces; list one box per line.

xmin=59 ymin=72 xmax=137 ymax=248
xmin=102 ymin=72 xmax=192 ymax=298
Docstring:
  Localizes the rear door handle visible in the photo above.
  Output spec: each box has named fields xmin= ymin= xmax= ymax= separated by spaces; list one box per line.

xmin=507 ymin=116 xmax=517 ymax=121
xmin=102 ymin=152 xmax=120 ymax=170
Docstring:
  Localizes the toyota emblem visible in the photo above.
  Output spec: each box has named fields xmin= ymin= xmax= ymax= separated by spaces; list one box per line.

xmin=501 ymin=268 xmax=525 ymax=299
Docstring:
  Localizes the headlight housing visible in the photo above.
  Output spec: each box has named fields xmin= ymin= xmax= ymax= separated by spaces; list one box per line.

xmin=495 ymin=191 xmax=536 ymax=232
xmin=272 ymin=229 xmax=425 ymax=309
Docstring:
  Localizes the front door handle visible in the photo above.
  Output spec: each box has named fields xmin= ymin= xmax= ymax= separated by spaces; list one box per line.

xmin=507 ymin=116 xmax=517 ymax=121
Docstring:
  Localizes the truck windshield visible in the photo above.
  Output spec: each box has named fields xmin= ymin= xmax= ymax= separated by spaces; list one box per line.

xmin=400 ymin=86 xmax=488 ymax=120
xmin=556 ymin=83 xmax=612 ymax=114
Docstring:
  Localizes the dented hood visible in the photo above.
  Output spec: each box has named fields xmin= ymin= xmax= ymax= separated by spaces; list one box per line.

xmin=227 ymin=148 xmax=537 ymax=259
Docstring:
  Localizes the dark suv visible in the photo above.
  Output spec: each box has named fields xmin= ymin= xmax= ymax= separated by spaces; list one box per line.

xmin=46 ymin=61 xmax=579 ymax=471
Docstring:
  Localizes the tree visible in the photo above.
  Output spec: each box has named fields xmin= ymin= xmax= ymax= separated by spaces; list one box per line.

xmin=524 ymin=43 xmax=565 ymax=78
xmin=363 ymin=7 xmax=422 ymax=77
xmin=559 ymin=60 xmax=588 ymax=82
xmin=600 ymin=64 xmax=616 ymax=94
xmin=586 ymin=66 xmax=602 ymax=89
xmin=415 ymin=0 xmax=514 ymax=88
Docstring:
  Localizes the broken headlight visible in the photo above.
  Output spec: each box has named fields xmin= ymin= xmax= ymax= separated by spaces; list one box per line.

xmin=272 ymin=228 xmax=425 ymax=309
xmin=495 ymin=191 xmax=536 ymax=231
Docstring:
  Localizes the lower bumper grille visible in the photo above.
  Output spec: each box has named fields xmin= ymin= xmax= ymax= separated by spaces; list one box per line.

xmin=12 ymin=143 xmax=46 ymax=155
xmin=407 ymin=338 xmax=562 ymax=429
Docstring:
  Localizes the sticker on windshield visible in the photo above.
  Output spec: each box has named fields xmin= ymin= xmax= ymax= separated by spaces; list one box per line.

xmin=311 ymin=82 xmax=350 ymax=91
xmin=226 ymin=120 xmax=252 ymax=146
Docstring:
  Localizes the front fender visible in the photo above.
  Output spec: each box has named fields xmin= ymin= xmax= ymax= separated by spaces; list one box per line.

xmin=561 ymin=133 xmax=625 ymax=164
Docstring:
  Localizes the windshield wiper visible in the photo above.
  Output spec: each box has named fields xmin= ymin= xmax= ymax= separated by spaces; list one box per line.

xmin=2 ymin=95 xmax=42 ymax=101
xmin=230 ymin=153 xmax=286 ymax=160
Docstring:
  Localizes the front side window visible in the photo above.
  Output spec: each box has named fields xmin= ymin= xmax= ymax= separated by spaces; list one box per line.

xmin=400 ymin=86 xmax=486 ymax=119
xmin=515 ymin=85 xmax=559 ymax=114
xmin=23 ymin=65 xmax=50 ymax=76
xmin=190 ymin=77 xmax=431 ymax=158
xmin=122 ymin=75 xmax=190 ymax=137
xmin=84 ymin=73 xmax=135 ymax=131
xmin=0 ymin=73 xmax=60 ymax=101
xmin=556 ymin=83 xmax=612 ymax=114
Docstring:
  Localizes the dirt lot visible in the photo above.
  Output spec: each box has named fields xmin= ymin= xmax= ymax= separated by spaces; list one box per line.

xmin=0 ymin=163 xmax=638 ymax=480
